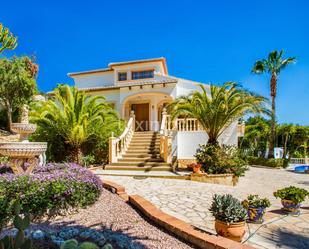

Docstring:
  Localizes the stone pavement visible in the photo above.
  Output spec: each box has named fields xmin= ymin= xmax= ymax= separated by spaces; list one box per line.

xmin=100 ymin=167 xmax=309 ymax=249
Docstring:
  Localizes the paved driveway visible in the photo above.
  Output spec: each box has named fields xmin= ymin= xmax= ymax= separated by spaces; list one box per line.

xmin=100 ymin=167 xmax=309 ymax=249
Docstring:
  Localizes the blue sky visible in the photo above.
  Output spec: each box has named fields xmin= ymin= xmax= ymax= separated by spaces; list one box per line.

xmin=1 ymin=0 xmax=309 ymax=124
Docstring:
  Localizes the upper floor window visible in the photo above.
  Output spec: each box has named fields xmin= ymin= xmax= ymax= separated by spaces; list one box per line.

xmin=118 ymin=72 xmax=127 ymax=81
xmin=132 ymin=70 xmax=154 ymax=80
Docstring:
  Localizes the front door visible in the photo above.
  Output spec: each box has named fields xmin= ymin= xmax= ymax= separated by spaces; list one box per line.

xmin=132 ymin=103 xmax=149 ymax=131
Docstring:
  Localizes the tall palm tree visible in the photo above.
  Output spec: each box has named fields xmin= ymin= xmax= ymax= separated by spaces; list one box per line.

xmin=241 ymin=116 xmax=271 ymax=156
xmin=168 ymin=82 xmax=268 ymax=146
xmin=252 ymin=50 xmax=295 ymax=158
xmin=31 ymin=85 xmax=118 ymax=164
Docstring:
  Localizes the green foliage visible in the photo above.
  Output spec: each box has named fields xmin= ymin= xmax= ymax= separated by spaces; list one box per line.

xmin=0 ymin=164 xmax=102 ymax=228
xmin=168 ymin=82 xmax=268 ymax=145
xmin=0 ymin=201 xmax=33 ymax=249
xmin=0 ymin=56 xmax=38 ymax=130
xmin=0 ymin=23 xmax=17 ymax=53
xmin=273 ymin=186 xmax=309 ymax=204
xmin=195 ymin=144 xmax=248 ymax=177
xmin=239 ymin=116 xmax=270 ymax=157
xmin=246 ymin=156 xmax=289 ymax=168
xmin=81 ymin=154 xmax=96 ymax=167
xmin=60 ymin=239 xmax=100 ymax=249
xmin=252 ymin=50 xmax=296 ymax=158
xmin=209 ymin=194 xmax=247 ymax=223
xmin=242 ymin=195 xmax=271 ymax=209
xmin=30 ymin=84 xmax=123 ymax=163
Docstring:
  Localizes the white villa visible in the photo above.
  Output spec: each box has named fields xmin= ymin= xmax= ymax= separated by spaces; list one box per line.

xmin=69 ymin=57 xmax=244 ymax=170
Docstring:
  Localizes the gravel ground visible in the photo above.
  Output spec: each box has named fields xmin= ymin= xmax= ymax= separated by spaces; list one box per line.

xmin=34 ymin=189 xmax=195 ymax=249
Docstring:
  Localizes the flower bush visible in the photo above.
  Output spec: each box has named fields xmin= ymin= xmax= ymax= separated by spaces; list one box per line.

xmin=0 ymin=163 xmax=102 ymax=227
xmin=273 ymin=186 xmax=309 ymax=204
xmin=195 ymin=145 xmax=248 ymax=176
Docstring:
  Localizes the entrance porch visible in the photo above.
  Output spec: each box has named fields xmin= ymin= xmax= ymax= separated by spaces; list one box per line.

xmin=121 ymin=93 xmax=172 ymax=131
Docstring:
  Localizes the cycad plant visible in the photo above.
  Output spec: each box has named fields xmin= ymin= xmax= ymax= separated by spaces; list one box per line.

xmin=31 ymin=85 xmax=119 ymax=164
xmin=168 ymin=82 xmax=268 ymax=146
xmin=252 ymin=50 xmax=295 ymax=158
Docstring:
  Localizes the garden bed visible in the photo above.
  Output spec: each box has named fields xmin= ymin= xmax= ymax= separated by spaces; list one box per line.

xmin=28 ymin=189 xmax=195 ymax=249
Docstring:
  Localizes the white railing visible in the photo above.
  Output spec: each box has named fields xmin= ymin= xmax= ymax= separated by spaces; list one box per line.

xmin=109 ymin=111 xmax=135 ymax=163
xmin=290 ymin=158 xmax=308 ymax=165
xmin=160 ymin=109 xmax=172 ymax=163
xmin=175 ymin=118 xmax=202 ymax=131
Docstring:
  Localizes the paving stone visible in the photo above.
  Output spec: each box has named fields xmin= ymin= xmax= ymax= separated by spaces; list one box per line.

xmin=100 ymin=167 xmax=309 ymax=248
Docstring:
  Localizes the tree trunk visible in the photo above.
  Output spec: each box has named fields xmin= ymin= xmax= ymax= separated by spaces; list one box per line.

xmin=268 ymin=73 xmax=277 ymax=159
xmin=70 ymin=147 xmax=83 ymax=165
xmin=283 ymin=134 xmax=289 ymax=158
xmin=6 ymin=105 xmax=12 ymax=132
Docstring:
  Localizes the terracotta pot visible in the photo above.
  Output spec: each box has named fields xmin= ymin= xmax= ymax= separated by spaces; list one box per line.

xmin=215 ymin=219 xmax=246 ymax=242
xmin=247 ymin=206 xmax=266 ymax=223
xmin=281 ymin=199 xmax=301 ymax=214
xmin=192 ymin=165 xmax=202 ymax=174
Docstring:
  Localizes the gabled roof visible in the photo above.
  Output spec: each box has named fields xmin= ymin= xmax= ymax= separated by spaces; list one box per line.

xmin=68 ymin=57 xmax=167 ymax=77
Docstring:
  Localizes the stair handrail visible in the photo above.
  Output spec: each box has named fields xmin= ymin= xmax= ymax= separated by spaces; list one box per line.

xmin=109 ymin=111 xmax=135 ymax=163
xmin=160 ymin=108 xmax=172 ymax=163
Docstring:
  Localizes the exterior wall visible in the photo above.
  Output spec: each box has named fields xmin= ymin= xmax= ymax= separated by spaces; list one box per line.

xmin=113 ymin=61 xmax=166 ymax=85
xmin=88 ymin=89 xmax=121 ymax=113
xmin=175 ymin=121 xmax=238 ymax=159
xmin=73 ymin=72 xmax=114 ymax=88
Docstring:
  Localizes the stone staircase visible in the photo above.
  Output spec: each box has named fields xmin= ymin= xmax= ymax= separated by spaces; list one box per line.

xmin=105 ymin=131 xmax=172 ymax=171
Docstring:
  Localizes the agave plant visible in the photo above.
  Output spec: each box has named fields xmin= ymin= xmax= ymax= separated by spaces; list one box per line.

xmin=168 ymin=82 xmax=268 ymax=146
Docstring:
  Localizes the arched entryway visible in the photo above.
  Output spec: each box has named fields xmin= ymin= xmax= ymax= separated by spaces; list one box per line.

xmin=121 ymin=92 xmax=173 ymax=131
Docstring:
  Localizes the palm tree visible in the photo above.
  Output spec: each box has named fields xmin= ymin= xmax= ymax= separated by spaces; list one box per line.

xmin=31 ymin=85 xmax=118 ymax=164
xmin=252 ymin=50 xmax=295 ymax=158
xmin=168 ymin=82 xmax=268 ymax=146
xmin=241 ymin=116 xmax=271 ymax=156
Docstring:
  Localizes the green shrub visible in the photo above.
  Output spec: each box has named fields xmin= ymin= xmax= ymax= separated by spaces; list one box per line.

xmin=246 ymin=156 xmax=289 ymax=168
xmin=0 ymin=163 xmax=102 ymax=227
xmin=195 ymin=145 xmax=248 ymax=176
xmin=273 ymin=186 xmax=309 ymax=204
xmin=209 ymin=194 xmax=247 ymax=223
xmin=242 ymin=195 xmax=271 ymax=209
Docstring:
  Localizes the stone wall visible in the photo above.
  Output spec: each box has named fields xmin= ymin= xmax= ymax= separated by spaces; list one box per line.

xmin=190 ymin=173 xmax=238 ymax=186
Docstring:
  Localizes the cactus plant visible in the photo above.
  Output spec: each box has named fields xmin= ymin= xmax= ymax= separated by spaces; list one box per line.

xmin=102 ymin=244 xmax=113 ymax=249
xmin=60 ymin=239 xmax=101 ymax=249
xmin=0 ymin=201 xmax=33 ymax=249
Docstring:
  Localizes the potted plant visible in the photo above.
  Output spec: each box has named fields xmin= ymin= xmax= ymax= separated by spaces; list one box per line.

xmin=273 ymin=186 xmax=309 ymax=214
xmin=242 ymin=195 xmax=271 ymax=223
xmin=188 ymin=163 xmax=202 ymax=174
xmin=209 ymin=194 xmax=247 ymax=242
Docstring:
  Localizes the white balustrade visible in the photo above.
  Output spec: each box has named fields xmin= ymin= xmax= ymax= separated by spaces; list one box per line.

xmin=109 ymin=111 xmax=135 ymax=163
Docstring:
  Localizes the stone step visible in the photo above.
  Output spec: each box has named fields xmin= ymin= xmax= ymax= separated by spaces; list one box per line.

xmin=128 ymin=145 xmax=160 ymax=150
xmin=122 ymin=154 xmax=161 ymax=159
xmin=129 ymin=142 xmax=160 ymax=147
xmin=105 ymin=165 xmax=172 ymax=171
xmin=108 ymin=162 xmax=171 ymax=167
xmin=118 ymin=158 xmax=164 ymax=163
xmin=130 ymin=140 xmax=159 ymax=143
xmin=125 ymin=149 xmax=160 ymax=154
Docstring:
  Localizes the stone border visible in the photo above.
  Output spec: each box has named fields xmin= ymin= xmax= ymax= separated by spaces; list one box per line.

xmin=102 ymin=180 xmax=256 ymax=249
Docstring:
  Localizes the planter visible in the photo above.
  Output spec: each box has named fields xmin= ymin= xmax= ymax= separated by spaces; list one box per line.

xmin=247 ymin=206 xmax=266 ymax=223
xmin=192 ymin=165 xmax=202 ymax=174
xmin=281 ymin=199 xmax=301 ymax=214
xmin=214 ymin=220 xmax=246 ymax=242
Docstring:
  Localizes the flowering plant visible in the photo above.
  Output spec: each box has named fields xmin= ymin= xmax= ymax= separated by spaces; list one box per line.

xmin=0 ymin=163 xmax=102 ymax=228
